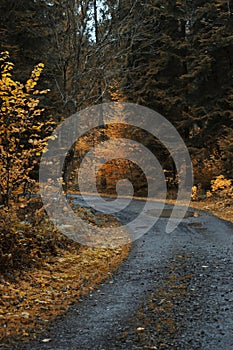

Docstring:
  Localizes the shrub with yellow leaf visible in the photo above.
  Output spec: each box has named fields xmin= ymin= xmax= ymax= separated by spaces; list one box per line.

xmin=210 ymin=175 xmax=233 ymax=200
xmin=0 ymin=52 xmax=53 ymax=206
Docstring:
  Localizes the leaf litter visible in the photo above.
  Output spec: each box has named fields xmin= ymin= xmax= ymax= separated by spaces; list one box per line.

xmin=0 ymin=203 xmax=130 ymax=348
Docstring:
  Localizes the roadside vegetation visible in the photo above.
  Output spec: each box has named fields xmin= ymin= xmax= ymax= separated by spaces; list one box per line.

xmin=190 ymin=175 xmax=233 ymax=223
xmin=0 ymin=0 xmax=232 ymax=347
xmin=0 ymin=54 xmax=130 ymax=347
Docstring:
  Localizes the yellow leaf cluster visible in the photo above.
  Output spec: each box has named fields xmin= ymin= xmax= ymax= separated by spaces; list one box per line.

xmin=210 ymin=175 xmax=233 ymax=199
xmin=0 ymin=51 xmax=51 ymax=204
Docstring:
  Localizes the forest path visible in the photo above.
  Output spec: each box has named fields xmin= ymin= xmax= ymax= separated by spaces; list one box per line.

xmin=22 ymin=197 xmax=233 ymax=350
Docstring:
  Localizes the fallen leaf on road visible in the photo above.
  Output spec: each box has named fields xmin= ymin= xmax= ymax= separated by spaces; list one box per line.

xmin=42 ymin=338 xmax=51 ymax=343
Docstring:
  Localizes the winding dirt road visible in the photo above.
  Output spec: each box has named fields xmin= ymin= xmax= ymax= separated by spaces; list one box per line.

xmin=22 ymin=198 xmax=233 ymax=350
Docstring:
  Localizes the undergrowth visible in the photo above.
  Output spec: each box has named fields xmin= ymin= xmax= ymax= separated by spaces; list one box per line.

xmin=0 ymin=200 xmax=79 ymax=275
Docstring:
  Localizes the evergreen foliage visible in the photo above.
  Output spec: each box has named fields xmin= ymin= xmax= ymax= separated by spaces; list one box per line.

xmin=109 ymin=0 xmax=233 ymax=181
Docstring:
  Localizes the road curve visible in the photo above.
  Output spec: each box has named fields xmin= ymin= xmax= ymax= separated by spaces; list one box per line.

xmin=21 ymin=198 xmax=233 ymax=350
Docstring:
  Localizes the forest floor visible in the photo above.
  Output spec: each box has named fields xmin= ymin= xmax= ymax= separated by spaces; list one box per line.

xmin=0 ymin=196 xmax=232 ymax=349
xmin=0 ymin=205 xmax=130 ymax=349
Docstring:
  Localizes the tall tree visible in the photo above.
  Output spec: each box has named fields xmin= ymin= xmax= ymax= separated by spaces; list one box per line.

xmin=108 ymin=0 xmax=233 ymax=183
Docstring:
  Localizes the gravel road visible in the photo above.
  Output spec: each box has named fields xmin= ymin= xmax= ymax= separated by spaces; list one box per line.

xmin=21 ymin=197 xmax=233 ymax=350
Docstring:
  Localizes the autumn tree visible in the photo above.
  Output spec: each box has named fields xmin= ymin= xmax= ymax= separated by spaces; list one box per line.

xmin=2 ymin=0 xmax=232 ymax=190
xmin=0 ymin=52 xmax=53 ymax=206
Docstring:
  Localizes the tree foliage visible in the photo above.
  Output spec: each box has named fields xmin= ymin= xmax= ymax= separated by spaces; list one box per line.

xmin=108 ymin=0 xmax=233 ymax=182
xmin=0 ymin=52 xmax=53 ymax=205
xmin=0 ymin=0 xmax=232 ymax=194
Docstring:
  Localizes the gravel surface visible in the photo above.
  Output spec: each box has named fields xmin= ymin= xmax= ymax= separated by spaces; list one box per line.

xmin=15 ymin=198 xmax=233 ymax=350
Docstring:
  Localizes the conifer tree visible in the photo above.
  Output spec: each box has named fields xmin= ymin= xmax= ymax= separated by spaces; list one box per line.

xmin=109 ymin=0 xmax=233 ymax=182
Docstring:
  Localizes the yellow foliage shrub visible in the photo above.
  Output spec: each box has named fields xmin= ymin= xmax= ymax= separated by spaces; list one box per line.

xmin=191 ymin=186 xmax=198 ymax=200
xmin=0 ymin=51 xmax=53 ymax=206
xmin=210 ymin=175 xmax=233 ymax=200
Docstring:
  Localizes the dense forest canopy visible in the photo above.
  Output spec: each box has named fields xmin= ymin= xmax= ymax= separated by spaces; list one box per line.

xmin=0 ymin=0 xmax=233 ymax=198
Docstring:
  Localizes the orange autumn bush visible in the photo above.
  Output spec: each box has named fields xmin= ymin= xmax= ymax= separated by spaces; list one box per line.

xmin=208 ymin=175 xmax=233 ymax=203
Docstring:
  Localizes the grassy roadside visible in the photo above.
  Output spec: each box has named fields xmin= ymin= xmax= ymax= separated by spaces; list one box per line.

xmin=189 ymin=198 xmax=233 ymax=223
xmin=165 ymin=194 xmax=233 ymax=225
xmin=0 ymin=204 xmax=130 ymax=348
